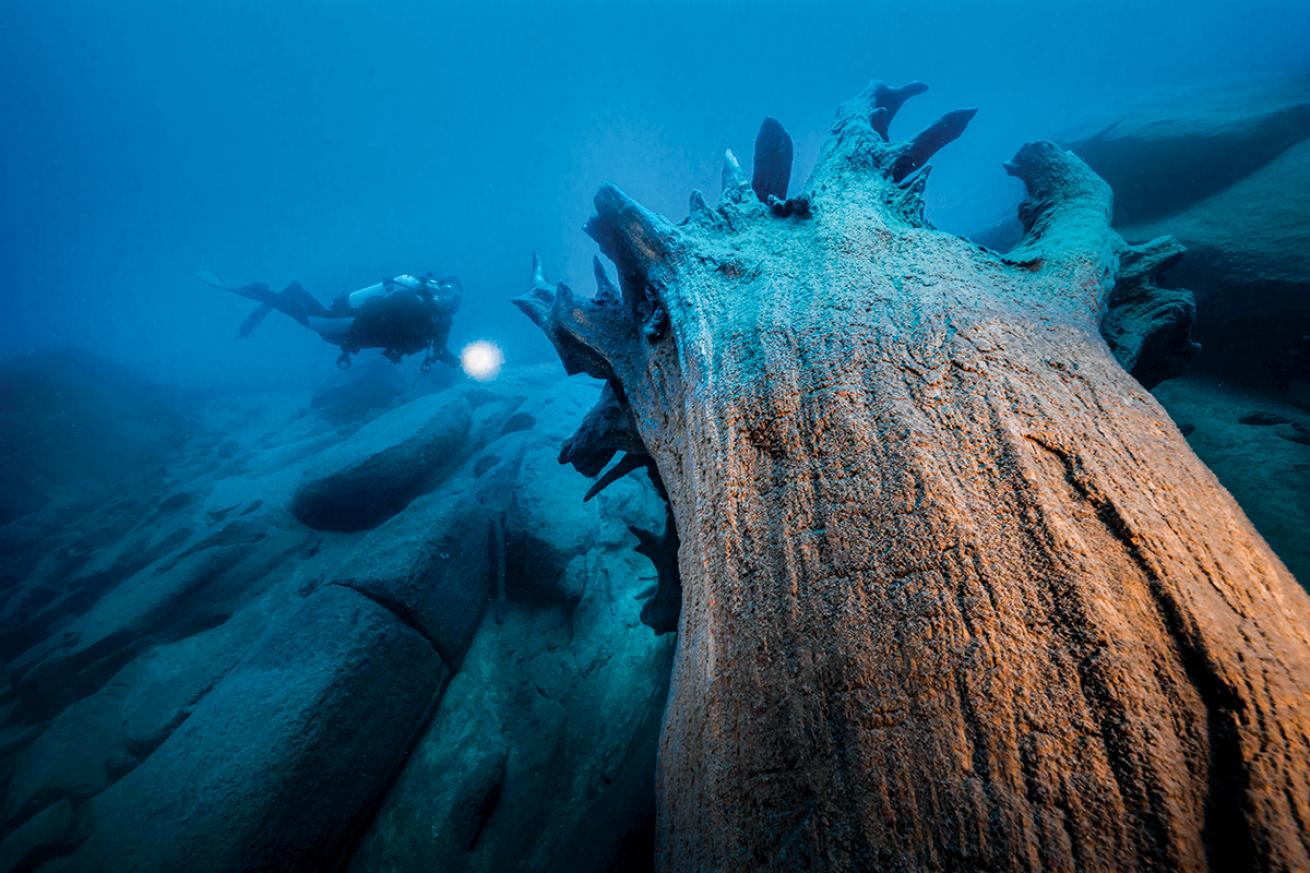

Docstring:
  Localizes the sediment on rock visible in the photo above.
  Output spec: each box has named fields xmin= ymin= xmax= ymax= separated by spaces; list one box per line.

xmin=0 ymin=360 xmax=675 ymax=873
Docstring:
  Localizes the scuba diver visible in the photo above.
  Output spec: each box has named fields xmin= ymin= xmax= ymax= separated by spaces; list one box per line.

xmin=200 ymin=271 xmax=461 ymax=370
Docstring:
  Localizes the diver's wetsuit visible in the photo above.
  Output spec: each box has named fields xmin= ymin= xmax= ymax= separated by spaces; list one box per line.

xmin=207 ymin=272 xmax=462 ymax=368
xmin=338 ymin=282 xmax=459 ymax=365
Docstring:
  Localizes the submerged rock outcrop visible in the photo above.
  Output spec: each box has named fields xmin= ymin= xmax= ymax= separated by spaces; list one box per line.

xmin=0 ymin=348 xmax=189 ymax=533
xmin=290 ymin=389 xmax=473 ymax=531
xmin=1064 ymin=74 xmax=1310 ymax=389
xmin=520 ymin=80 xmax=1310 ymax=871
xmin=0 ymin=354 xmax=671 ymax=872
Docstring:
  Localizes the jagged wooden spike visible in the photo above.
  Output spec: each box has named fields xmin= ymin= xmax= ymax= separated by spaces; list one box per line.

xmin=513 ymin=281 xmax=554 ymax=332
xmin=512 ymin=262 xmax=624 ymax=382
xmin=1101 ymin=235 xmax=1198 ymax=388
xmin=515 ymin=256 xmax=559 ymax=334
xmin=869 ymin=107 xmax=891 ymax=141
xmin=720 ymin=148 xmax=751 ymax=205
xmin=890 ymin=164 xmax=931 ymax=225
xmin=688 ymin=190 xmax=721 ymax=227
xmin=583 ymin=452 xmax=646 ymax=501
xmin=558 ymin=382 xmax=646 ymax=477
xmin=872 ymin=80 xmax=928 ymax=138
xmin=592 ymin=255 xmax=619 ymax=304
xmin=631 ymin=505 xmax=680 ymax=634
xmin=890 ymin=107 xmax=977 ymax=182
xmin=630 ymin=526 xmax=657 ymax=555
xmin=531 ymin=251 xmax=548 ymax=287
xmin=1003 ymin=141 xmax=1113 ymax=264
xmin=751 ymin=117 xmax=793 ymax=204
xmin=583 ymin=184 xmax=684 ymax=339
xmin=1120 ymin=233 xmax=1186 ymax=277
xmin=812 ymin=80 xmax=965 ymax=192
xmin=585 ymin=183 xmax=679 ymax=273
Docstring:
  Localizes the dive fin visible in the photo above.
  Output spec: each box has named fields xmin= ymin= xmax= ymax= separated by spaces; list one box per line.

xmin=238 ymin=303 xmax=275 ymax=337
xmin=196 ymin=270 xmax=231 ymax=291
xmin=199 ymin=271 xmax=273 ymax=303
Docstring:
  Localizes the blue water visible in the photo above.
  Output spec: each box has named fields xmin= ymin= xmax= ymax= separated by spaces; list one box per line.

xmin=2 ymin=0 xmax=1307 ymax=391
xmin=4 ymin=3 xmax=1310 ymax=872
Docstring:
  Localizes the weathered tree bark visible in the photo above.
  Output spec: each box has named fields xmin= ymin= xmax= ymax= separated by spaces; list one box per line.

xmin=517 ymin=82 xmax=1310 ymax=872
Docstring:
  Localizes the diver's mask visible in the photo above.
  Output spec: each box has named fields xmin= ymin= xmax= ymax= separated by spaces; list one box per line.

xmin=429 ymin=277 xmax=463 ymax=311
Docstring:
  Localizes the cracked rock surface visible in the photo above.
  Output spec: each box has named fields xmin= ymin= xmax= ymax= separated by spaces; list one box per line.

xmin=0 ymin=351 xmax=672 ymax=873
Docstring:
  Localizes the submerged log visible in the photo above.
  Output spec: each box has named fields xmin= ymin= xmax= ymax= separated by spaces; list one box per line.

xmin=517 ymin=80 xmax=1310 ymax=872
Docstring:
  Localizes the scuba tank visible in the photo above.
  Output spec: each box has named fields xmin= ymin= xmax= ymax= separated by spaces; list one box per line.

xmin=341 ymin=274 xmax=426 ymax=310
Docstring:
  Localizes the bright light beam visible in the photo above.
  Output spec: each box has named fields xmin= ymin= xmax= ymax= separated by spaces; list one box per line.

xmin=460 ymin=340 xmax=504 ymax=381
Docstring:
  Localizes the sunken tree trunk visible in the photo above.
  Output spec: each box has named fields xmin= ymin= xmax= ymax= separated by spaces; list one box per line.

xmin=517 ymin=82 xmax=1310 ymax=872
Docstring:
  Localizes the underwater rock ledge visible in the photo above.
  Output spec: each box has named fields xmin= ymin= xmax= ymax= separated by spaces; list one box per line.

xmin=0 ymin=358 xmax=673 ymax=873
